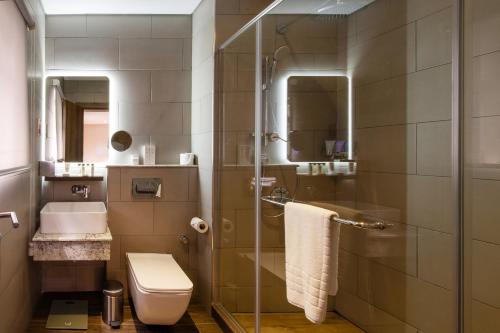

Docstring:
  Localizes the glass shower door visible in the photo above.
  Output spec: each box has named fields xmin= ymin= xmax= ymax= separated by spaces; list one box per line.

xmin=214 ymin=25 xmax=258 ymax=332
xmin=215 ymin=1 xmax=460 ymax=332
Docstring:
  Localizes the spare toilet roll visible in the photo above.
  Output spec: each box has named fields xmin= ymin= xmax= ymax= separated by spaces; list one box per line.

xmin=190 ymin=217 xmax=208 ymax=234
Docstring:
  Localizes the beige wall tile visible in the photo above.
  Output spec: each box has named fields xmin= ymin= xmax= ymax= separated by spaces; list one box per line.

xmin=54 ymin=38 xmax=119 ymax=70
xmin=338 ymin=250 xmax=358 ymax=295
xmin=358 ymin=258 xmax=454 ymax=333
xmin=472 ymin=300 xmax=500 ymax=332
xmin=46 ymin=15 xmax=87 ymax=37
xmin=349 ymin=23 xmax=416 ymax=85
xmin=335 ymin=290 xmax=419 ymax=333
xmin=107 ymin=237 xmax=121 ymax=271
xmin=473 ymin=52 xmax=500 ymax=117
xmin=407 ymin=175 xmax=453 ymax=232
xmin=107 ymin=168 xmax=121 ymax=202
xmin=45 ymin=38 xmax=55 ymax=69
xmin=407 ymin=64 xmax=452 ymax=123
xmin=355 ymin=172 xmax=407 ymax=223
xmin=87 ymin=15 xmax=151 ymax=38
xmin=152 ymin=16 xmax=192 ymax=38
xmin=417 ymin=121 xmax=451 ymax=177
xmin=471 ymin=179 xmax=500 ymax=245
xmin=118 ymin=102 xmax=183 ymax=136
xmin=119 ymin=38 xmax=184 ymax=70
xmin=472 ymin=0 xmax=500 ymax=56
xmin=154 ymin=202 xmax=197 ymax=235
xmin=114 ymin=70 xmax=151 ymax=103
xmin=188 ymin=167 xmax=199 ymax=202
xmin=472 ymin=240 xmax=500 ymax=308
xmin=75 ymin=262 xmax=105 ymax=291
xmin=108 ymin=202 xmax=154 ymax=235
xmin=418 ymin=228 xmax=454 ymax=289
xmin=357 ymin=124 xmax=416 ymax=174
xmin=416 ymin=8 xmax=452 ymax=70
xmin=340 ymin=222 xmax=417 ymax=276
xmin=151 ymin=70 xmax=191 ymax=103
xmin=471 ymin=116 xmax=500 ymax=168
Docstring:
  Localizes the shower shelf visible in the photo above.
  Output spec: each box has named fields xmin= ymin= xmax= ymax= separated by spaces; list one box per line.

xmin=261 ymin=196 xmax=391 ymax=230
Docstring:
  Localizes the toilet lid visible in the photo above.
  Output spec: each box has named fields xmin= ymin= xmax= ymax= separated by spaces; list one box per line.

xmin=127 ymin=253 xmax=193 ymax=293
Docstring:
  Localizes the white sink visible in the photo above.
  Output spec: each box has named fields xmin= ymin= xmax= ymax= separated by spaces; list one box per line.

xmin=40 ymin=202 xmax=107 ymax=234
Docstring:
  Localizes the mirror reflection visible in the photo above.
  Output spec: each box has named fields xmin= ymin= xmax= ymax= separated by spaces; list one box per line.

xmin=45 ymin=76 xmax=109 ymax=163
xmin=110 ymin=131 xmax=132 ymax=152
xmin=287 ymin=75 xmax=349 ymax=162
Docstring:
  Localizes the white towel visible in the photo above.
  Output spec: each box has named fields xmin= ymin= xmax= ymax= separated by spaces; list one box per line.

xmin=284 ymin=202 xmax=340 ymax=324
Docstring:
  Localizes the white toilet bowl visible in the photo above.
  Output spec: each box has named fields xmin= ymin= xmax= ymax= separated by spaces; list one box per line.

xmin=126 ymin=253 xmax=193 ymax=325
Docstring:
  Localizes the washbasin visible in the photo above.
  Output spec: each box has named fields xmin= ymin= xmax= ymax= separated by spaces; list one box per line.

xmin=40 ymin=202 xmax=107 ymax=234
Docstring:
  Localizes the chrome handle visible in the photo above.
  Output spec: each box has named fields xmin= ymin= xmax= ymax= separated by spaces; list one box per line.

xmin=0 ymin=212 xmax=19 ymax=228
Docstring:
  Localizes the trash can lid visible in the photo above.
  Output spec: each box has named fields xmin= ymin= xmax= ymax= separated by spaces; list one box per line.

xmin=103 ymin=280 xmax=123 ymax=296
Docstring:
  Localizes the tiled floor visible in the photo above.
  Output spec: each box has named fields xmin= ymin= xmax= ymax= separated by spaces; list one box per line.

xmin=27 ymin=292 xmax=223 ymax=333
xmin=233 ymin=312 xmax=365 ymax=333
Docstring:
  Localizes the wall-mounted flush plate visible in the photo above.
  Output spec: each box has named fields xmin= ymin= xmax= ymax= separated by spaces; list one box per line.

xmin=132 ymin=178 xmax=162 ymax=198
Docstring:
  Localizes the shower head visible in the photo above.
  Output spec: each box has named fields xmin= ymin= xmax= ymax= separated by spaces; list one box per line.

xmin=269 ymin=45 xmax=290 ymax=85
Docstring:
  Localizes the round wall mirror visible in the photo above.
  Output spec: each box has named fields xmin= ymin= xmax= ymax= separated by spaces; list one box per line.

xmin=110 ymin=131 xmax=132 ymax=152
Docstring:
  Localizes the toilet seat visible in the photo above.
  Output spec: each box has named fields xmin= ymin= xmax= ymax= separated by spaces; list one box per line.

xmin=126 ymin=253 xmax=193 ymax=325
xmin=127 ymin=253 xmax=193 ymax=293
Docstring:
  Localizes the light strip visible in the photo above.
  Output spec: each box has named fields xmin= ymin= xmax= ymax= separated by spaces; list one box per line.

xmin=276 ymin=70 xmax=353 ymax=164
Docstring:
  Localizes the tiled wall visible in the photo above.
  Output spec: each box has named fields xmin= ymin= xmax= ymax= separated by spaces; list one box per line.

xmin=334 ymin=1 xmax=455 ymax=332
xmin=0 ymin=0 xmax=45 ymax=331
xmin=45 ymin=15 xmax=192 ymax=164
xmin=191 ymin=0 xmax=216 ymax=310
xmin=106 ymin=166 xmax=199 ymax=299
xmin=465 ymin=0 xmax=500 ymax=330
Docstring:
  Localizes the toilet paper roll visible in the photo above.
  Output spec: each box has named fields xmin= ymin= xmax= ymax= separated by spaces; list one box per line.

xmin=190 ymin=217 xmax=208 ymax=234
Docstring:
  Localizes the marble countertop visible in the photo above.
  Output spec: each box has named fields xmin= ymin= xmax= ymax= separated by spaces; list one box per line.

xmin=32 ymin=227 xmax=112 ymax=242
xmin=106 ymin=164 xmax=198 ymax=168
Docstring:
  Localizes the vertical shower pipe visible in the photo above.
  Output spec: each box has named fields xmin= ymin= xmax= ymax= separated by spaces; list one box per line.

xmin=254 ymin=19 xmax=263 ymax=333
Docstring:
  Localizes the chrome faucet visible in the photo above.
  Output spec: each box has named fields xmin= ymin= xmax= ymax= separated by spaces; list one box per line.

xmin=71 ymin=185 xmax=89 ymax=199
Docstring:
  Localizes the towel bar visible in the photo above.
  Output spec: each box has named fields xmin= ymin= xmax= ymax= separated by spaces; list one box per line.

xmin=0 ymin=211 xmax=19 ymax=228
xmin=261 ymin=196 xmax=390 ymax=230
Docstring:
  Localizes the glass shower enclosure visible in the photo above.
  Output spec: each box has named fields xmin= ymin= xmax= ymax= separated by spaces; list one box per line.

xmin=213 ymin=0 xmax=495 ymax=332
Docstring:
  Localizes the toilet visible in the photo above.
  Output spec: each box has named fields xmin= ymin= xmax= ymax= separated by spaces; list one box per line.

xmin=126 ymin=253 xmax=193 ymax=325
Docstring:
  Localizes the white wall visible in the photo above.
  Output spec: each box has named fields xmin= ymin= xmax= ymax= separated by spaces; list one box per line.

xmin=45 ymin=15 xmax=192 ymax=164
xmin=191 ymin=0 xmax=215 ymax=311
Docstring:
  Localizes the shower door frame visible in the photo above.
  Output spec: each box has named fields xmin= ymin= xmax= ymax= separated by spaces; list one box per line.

xmin=216 ymin=0 xmax=465 ymax=332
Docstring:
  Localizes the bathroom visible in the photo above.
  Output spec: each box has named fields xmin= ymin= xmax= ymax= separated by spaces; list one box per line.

xmin=0 ymin=0 xmax=498 ymax=332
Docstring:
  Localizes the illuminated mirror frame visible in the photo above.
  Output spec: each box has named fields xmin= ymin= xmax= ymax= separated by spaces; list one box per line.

xmin=277 ymin=71 xmax=353 ymax=164
xmin=43 ymin=71 xmax=113 ymax=163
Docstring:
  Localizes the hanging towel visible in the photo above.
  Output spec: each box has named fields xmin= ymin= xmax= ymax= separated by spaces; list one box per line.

xmin=284 ymin=202 xmax=340 ymax=324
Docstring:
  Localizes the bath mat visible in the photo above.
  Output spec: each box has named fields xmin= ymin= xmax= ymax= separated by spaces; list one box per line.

xmin=46 ymin=300 xmax=88 ymax=330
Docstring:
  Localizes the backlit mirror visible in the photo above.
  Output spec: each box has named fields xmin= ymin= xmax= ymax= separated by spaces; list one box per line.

xmin=287 ymin=75 xmax=349 ymax=162
xmin=45 ymin=76 xmax=109 ymax=163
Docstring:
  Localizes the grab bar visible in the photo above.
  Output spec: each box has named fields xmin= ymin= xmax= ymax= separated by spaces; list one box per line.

xmin=0 ymin=212 xmax=20 ymax=228
xmin=261 ymin=196 xmax=390 ymax=230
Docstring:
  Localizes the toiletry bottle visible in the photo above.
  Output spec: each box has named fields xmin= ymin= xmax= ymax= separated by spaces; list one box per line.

xmin=91 ymin=163 xmax=95 ymax=176
xmin=79 ymin=163 xmax=84 ymax=176
xmin=312 ymin=163 xmax=320 ymax=176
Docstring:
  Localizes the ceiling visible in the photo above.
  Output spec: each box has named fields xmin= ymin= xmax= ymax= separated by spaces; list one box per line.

xmin=40 ymin=0 xmax=203 ymax=15
xmin=270 ymin=0 xmax=375 ymax=15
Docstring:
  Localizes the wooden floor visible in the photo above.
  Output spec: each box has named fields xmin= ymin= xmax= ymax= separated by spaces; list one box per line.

xmin=233 ymin=312 xmax=365 ymax=333
xmin=27 ymin=292 xmax=224 ymax=333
